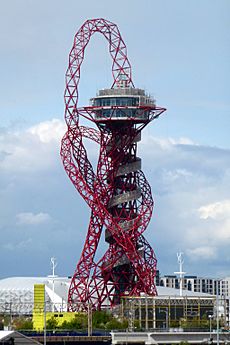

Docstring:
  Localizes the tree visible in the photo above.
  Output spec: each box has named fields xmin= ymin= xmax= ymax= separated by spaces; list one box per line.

xmin=105 ymin=318 xmax=128 ymax=330
xmin=13 ymin=317 xmax=33 ymax=330
xmin=92 ymin=310 xmax=112 ymax=329
xmin=60 ymin=314 xmax=87 ymax=330
xmin=46 ymin=316 xmax=58 ymax=330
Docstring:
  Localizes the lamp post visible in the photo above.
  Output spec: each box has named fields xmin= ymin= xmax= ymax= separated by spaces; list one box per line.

xmin=216 ymin=284 xmax=220 ymax=345
xmin=208 ymin=315 xmax=213 ymax=342
xmin=44 ymin=301 xmax=46 ymax=345
xmin=88 ymin=303 xmax=92 ymax=337
xmin=159 ymin=308 xmax=169 ymax=330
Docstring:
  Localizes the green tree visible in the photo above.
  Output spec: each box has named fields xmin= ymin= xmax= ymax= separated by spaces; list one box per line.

xmin=105 ymin=318 xmax=128 ymax=330
xmin=92 ymin=310 xmax=112 ymax=329
xmin=46 ymin=316 xmax=58 ymax=330
xmin=170 ymin=320 xmax=180 ymax=327
xmin=18 ymin=319 xmax=33 ymax=330
xmin=13 ymin=317 xmax=33 ymax=330
xmin=61 ymin=314 xmax=87 ymax=330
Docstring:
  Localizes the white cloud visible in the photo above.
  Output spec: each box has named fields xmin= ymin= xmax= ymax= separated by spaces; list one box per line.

xmin=0 ymin=120 xmax=230 ymax=277
xmin=186 ymin=246 xmax=217 ymax=261
xmin=161 ymin=168 xmax=193 ymax=184
xmin=3 ymin=238 xmax=33 ymax=251
xmin=0 ymin=119 xmax=65 ymax=173
xmin=198 ymin=200 xmax=230 ymax=220
xmin=16 ymin=212 xmax=52 ymax=225
xmin=189 ymin=200 xmax=230 ymax=247
xmin=28 ymin=119 xmax=65 ymax=143
xmin=217 ymin=219 xmax=230 ymax=242
xmin=140 ymin=134 xmax=195 ymax=152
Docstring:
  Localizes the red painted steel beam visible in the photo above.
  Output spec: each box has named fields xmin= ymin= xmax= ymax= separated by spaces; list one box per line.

xmin=60 ymin=18 xmax=166 ymax=311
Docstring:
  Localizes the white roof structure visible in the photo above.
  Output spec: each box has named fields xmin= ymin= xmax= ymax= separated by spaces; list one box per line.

xmin=0 ymin=331 xmax=13 ymax=339
xmin=157 ymin=286 xmax=214 ymax=297
xmin=0 ymin=331 xmax=41 ymax=344
xmin=0 ymin=276 xmax=70 ymax=314
xmin=0 ymin=276 xmax=214 ymax=315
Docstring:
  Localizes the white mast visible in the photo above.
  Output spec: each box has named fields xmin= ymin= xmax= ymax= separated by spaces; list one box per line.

xmin=48 ymin=257 xmax=58 ymax=312
xmin=174 ymin=252 xmax=186 ymax=296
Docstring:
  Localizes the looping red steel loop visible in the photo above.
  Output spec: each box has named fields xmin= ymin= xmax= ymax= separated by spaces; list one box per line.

xmin=60 ymin=18 xmax=166 ymax=311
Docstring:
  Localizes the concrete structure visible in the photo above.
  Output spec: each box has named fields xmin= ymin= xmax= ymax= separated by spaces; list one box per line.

xmin=111 ymin=330 xmax=230 ymax=344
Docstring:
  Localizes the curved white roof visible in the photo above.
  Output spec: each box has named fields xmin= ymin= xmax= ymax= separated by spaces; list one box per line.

xmin=157 ymin=286 xmax=214 ymax=297
xmin=0 ymin=276 xmax=213 ymax=315
xmin=0 ymin=277 xmax=49 ymax=290
xmin=0 ymin=276 xmax=71 ymax=314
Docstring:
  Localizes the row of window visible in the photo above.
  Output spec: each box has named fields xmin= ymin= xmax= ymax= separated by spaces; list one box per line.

xmin=160 ymin=278 xmax=229 ymax=295
xmin=94 ymin=109 xmax=149 ymax=119
xmin=92 ymin=97 xmax=140 ymax=107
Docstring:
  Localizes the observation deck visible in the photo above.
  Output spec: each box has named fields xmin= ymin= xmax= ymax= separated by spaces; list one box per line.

xmin=89 ymin=87 xmax=155 ymax=123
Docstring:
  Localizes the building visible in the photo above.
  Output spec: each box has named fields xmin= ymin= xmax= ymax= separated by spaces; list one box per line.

xmin=0 ymin=276 xmax=70 ymax=315
xmin=159 ymin=274 xmax=230 ymax=297
xmin=120 ymin=287 xmax=221 ymax=330
xmin=0 ymin=276 xmax=229 ymax=329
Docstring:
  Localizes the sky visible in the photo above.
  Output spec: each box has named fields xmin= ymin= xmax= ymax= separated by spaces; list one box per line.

xmin=0 ymin=0 xmax=230 ymax=280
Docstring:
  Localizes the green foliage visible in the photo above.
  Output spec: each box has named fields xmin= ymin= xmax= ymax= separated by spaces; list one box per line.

xmin=180 ymin=317 xmax=209 ymax=329
xmin=18 ymin=319 xmax=33 ymax=330
xmin=60 ymin=320 xmax=70 ymax=329
xmin=13 ymin=317 xmax=33 ymax=330
xmin=92 ymin=310 xmax=112 ymax=329
xmin=42 ymin=310 xmax=129 ymax=332
xmin=46 ymin=316 xmax=58 ymax=330
xmin=72 ymin=314 xmax=87 ymax=329
xmin=105 ymin=318 xmax=128 ymax=330
xmin=179 ymin=315 xmax=226 ymax=331
xmin=61 ymin=314 xmax=87 ymax=330
xmin=134 ymin=319 xmax=141 ymax=330
xmin=1 ymin=315 xmax=10 ymax=327
xmin=170 ymin=320 xmax=180 ymax=327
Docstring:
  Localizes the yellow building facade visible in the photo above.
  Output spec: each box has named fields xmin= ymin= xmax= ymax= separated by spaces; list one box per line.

xmin=33 ymin=284 xmax=77 ymax=330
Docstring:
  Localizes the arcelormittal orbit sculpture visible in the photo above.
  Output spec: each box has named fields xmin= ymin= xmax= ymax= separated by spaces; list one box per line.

xmin=61 ymin=18 xmax=166 ymax=311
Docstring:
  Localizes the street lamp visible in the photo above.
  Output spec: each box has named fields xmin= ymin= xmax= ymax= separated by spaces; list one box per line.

xmin=44 ymin=301 xmax=46 ymax=345
xmin=216 ymin=280 xmax=220 ymax=345
xmin=159 ymin=308 xmax=169 ymax=330
xmin=208 ymin=315 xmax=213 ymax=342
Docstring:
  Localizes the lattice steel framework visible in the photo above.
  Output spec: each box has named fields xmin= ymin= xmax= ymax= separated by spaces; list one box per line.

xmin=60 ymin=18 xmax=166 ymax=311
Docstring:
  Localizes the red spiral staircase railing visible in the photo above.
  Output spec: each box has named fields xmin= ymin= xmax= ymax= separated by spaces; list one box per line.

xmin=60 ymin=18 xmax=166 ymax=311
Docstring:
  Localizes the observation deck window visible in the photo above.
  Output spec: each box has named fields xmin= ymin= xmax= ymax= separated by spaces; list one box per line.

xmin=92 ymin=97 xmax=139 ymax=107
xmin=94 ymin=108 xmax=150 ymax=119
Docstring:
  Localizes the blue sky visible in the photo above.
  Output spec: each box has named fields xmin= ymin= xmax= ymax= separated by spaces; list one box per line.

xmin=0 ymin=0 xmax=230 ymax=280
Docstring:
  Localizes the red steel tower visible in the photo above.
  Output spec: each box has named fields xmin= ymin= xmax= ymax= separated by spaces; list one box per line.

xmin=60 ymin=18 xmax=166 ymax=311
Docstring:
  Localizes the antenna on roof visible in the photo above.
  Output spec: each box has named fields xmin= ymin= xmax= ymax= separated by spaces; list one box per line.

xmin=48 ymin=257 xmax=58 ymax=312
xmin=50 ymin=257 xmax=57 ymax=277
xmin=174 ymin=252 xmax=186 ymax=296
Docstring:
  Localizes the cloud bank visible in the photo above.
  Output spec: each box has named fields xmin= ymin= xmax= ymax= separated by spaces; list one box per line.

xmin=0 ymin=119 xmax=230 ymax=278
xmin=16 ymin=212 xmax=52 ymax=226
